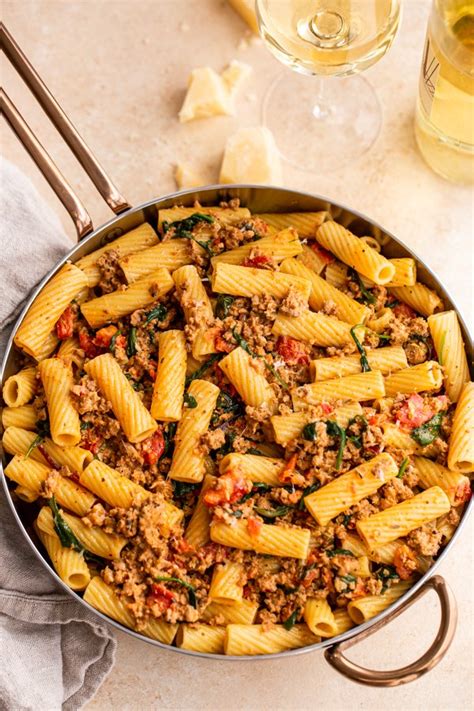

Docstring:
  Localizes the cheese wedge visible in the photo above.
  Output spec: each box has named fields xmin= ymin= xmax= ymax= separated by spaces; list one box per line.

xmin=179 ymin=67 xmax=232 ymax=122
xmin=219 ymin=127 xmax=283 ymax=185
xmin=228 ymin=0 xmax=259 ymax=34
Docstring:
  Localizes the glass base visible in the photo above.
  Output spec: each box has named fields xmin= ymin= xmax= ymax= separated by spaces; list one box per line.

xmin=262 ymin=71 xmax=382 ymax=173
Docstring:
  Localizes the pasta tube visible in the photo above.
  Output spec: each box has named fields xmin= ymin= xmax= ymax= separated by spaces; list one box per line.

xmin=119 ymin=240 xmax=191 ymax=283
xmin=211 ymin=263 xmax=311 ymax=301
xmin=158 ymin=206 xmax=250 ymax=228
xmin=173 ymin=265 xmax=216 ymax=358
xmin=2 ymin=367 xmax=37 ymax=407
xmin=356 ymin=486 xmax=451 ymax=551
xmin=14 ymin=264 xmax=88 ymax=360
xmin=211 ymin=228 xmax=302 ymax=266
xmin=448 ymin=382 xmax=474 ymax=472
xmin=272 ymin=311 xmax=354 ymax=347
xmin=210 ymin=519 xmax=310 ymax=559
xmin=80 ymin=459 xmax=149 ymax=508
xmin=202 ymin=600 xmax=258 ymax=625
xmin=390 ymin=284 xmax=443 ymax=317
xmin=384 ymin=361 xmax=443 ymax=397
xmin=76 ymin=222 xmax=159 ymax=286
xmin=5 ymin=455 xmax=95 ymax=515
xmin=35 ymin=519 xmax=90 ymax=591
xmin=169 ymin=379 xmax=220 ymax=483
xmin=184 ymin=475 xmax=216 ymax=547
xmin=209 ymin=561 xmax=244 ymax=605
xmin=218 ymin=347 xmax=276 ymax=413
xmin=151 ymin=330 xmax=187 ymax=421
xmin=304 ymin=453 xmax=398 ymax=526
xmin=38 ymin=358 xmax=81 ymax=447
xmin=316 ymin=222 xmax=395 ymax=285
xmin=1 ymin=405 xmax=37 ymax=430
xmin=412 ymin=456 xmax=470 ymax=505
xmin=311 ymin=347 xmax=408 ymax=381
xmin=428 ymin=311 xmax=470 ymax=402
xmin=224 ymin=624 xmax=318 ymax=655
xmin=304 ymin=598 xmax=337 ymax=637
xmin=270 ymin=403 xmax=363 ymax=445
xmin=347 ymin=581 xmax=412 ymax=624
xmin=2 ymin=426 xmax=92 ymax=472
xmin=176 ymin=625 xmax=226 ymax=654
xmin=84 ymin=353 xmax=157 ymax=443
xmin=83 ymin=576 xmax=178 ymax=644
xmin=280 ymin=257 xmax=370 ymax=325
xmin=292 ymin=371 xmax=386 ymax=409
xmin=219 ymin=453 xmax=284 ymax=486
xmin=255 ymin=211 xmax=329 ymax=237
xmin=81 ymin=268 xmax=174 ymax=328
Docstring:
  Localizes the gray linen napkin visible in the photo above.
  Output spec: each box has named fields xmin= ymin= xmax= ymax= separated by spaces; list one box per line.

xmin=0 ymin=159 xmax=116 ymax=711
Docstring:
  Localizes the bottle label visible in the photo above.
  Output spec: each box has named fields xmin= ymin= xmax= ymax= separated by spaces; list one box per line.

xmin=419 ymin=32 xmax=440 ymax=117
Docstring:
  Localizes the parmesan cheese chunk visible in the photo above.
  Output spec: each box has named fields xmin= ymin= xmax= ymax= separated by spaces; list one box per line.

xmin=219 ymin=127 xmax=283 ymax=185
xmin=179 ymin=61 xmax=252 ymax=123
xmin=179 ymin=67 xmax=232 ymax=123
xmin=227 ymin=0 xmax=259 ymax=34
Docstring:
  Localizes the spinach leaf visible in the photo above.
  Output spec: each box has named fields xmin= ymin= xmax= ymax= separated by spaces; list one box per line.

xmin=348 ymin=268 xmax=376 ymax=305
xmin=48 ymin=496 xmax=102 ymax=563
xmin=126 ymin=327 xmax=137 ymax=358
xmin=233 ymin=329 xmax=288 ymax=389
xmin=302 ymin=422 xmax=317 ymax=442
xmin=298 ymin=482 xmax=320 ymax=510
xmin=36 ymin=419 xmax=51 ymax=438
xmin=408 ymin=332 xmax=433 ymax=359
xmin=185 ymin=353 xmax=222 ymax=386
xmin=168 ymin=212 xmax=214 ymax=238
xmin=153 ymin=575 xmax=197 ymax=608
xmin=215 ymin=294 xmax=234 ymax=319
xmin=326 ymin=548 xmax=355 ymax=558
xmin=326 ymin=420 xmax=347 ymax=470
xmin=376 ymin=564 xmax=399 ymax=592
xmin=211 ymin=391 xmax=243 ymax=425
xmin=25 ymin=434 xmax=44 ymax=459
xmin=411 ymin=412 xmax=444 ymax=446
xmin=397 ymin=457 xmax=409 ymax=478
xmin=350 ymin=324 xmax=371 ymax=372
xmin=339 ymin=574 xmax=357 ymax=585
xmin=80 ymin=421 xmax=92 ymax=431
xmin=246 ymin=447 xmax=265 ymax=456
xmin=283 ymin=609 xmax=300 ymax=631
xmin=145 ymin=304 xmax=168 ymax=324
xmin=231 ymin=509 xmax=243 ymax=518
xmin=254 ymin=505 xmax=291 ymax=519
xmin=385 ymin=300 xmax=399 ymax=309
xmin=189 ymin=236 xmax=215 ymax=257
xmin=216 ymin=431 xmax=236 ymax=456
xmin=184 ymin=393 xmax=197 ymax=408
xmin=172 ymin=481 xmax=200 ymax=498
xmin=162 ymin=422 xmax=177 ymax=458
xmin=109 ymin=329 xmax=122 ymax=352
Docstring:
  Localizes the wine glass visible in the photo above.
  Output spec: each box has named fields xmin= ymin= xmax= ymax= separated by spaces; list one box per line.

xmin=255 ymin=0 xmax=401 ymax=172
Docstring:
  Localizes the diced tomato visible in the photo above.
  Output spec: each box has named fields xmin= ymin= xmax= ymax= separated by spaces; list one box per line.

xmin=147 ymin=583 xmax=174 ymax=611
xmin=176 ymin=538 xmax=195 ymax=554
xmin=351 ymin=580 xmax=367 ymax=599
xmin=81 ymin=431 xmax=103 ymax=455
xmin=321 ymin=402 xmax=333 ymax=415
xmin=78 ymin=329 xmax=102 ymax=359
xmin=276 ymin=336 xmax=309 ymax=366
xmin=241 ymin=254 xmax=273 ymax=269
xmin=203 ymin=472 xmax=251 ymax=507
xmin=141 ymin=430 xmax=165 ymax=466
xmin=147 ymin=359 xmax=157 ymax=381
xmin=393 ymin=544 xmax=417 ymax=580
xmin=368 ymin=413 xmax=386 ymax=427
xmin=454 ymin=480 xmax=471 ymax=505
xmin=213 ymin=366 xmax=237 ymax=397
xmin=321 ymin=568 xmax=335 ymax=593
xmin=37 ymin=445 xmax=59 ymax=469
xmin=301 ymin=568 xmax=318 ymax=588
xmin=94 ymin=325 xmax=118 ymax=348
xmin=394 ymin=394 xmax=435 ymax=430
xmin=55 ymin=306 xmax=74 ymax=340
xmin=393 ymin=302 xmax=417 ymax=319
xmin=278 ymin=454 xmax=301 ymax=485
xmin=310 ymin=242 xmax=334 ymax=264
xmin=214 ymin=329 xmax=234 ymax=353
xmin=247 ymin=517 xmax=263 ymax=538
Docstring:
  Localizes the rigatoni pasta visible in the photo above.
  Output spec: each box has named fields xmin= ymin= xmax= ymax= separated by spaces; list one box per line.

xmin=3 ymin=203 xmax=471 ymax=657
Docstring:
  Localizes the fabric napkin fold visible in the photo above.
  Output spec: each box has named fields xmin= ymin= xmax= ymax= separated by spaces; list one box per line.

xmin=0 ymin=159 xmax=116 ymax=711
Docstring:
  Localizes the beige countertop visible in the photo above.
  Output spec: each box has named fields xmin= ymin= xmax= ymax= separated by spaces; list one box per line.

xmin=2 ymin=1 xmax=473 ymax=709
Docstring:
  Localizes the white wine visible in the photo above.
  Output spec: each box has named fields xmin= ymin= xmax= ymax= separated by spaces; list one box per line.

xmin=415 ymin=1 xmax=474 ymax=184
xmin=256 ymin=0 xmax=401 ymax=77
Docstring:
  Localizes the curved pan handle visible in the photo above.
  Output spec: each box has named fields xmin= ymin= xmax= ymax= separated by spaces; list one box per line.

xmin=0 ymin=22 xmax=131 ymax=239
xmin=325 ymin=576 xmax=457 ymax=687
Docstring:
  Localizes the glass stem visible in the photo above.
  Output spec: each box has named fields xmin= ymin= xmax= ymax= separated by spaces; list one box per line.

xmin=312 ymin=78 xmax=332 ymax=121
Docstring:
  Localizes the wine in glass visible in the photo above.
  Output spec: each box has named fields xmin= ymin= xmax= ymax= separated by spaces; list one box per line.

xmin=256 ymin=0 xmax=401 ymax=172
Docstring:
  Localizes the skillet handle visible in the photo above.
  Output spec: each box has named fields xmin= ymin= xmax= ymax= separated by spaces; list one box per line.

xmin=324 ymin=575 xmax=457 ymax=687
xmin=0 ymin=22 xmax=131 ymax=239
